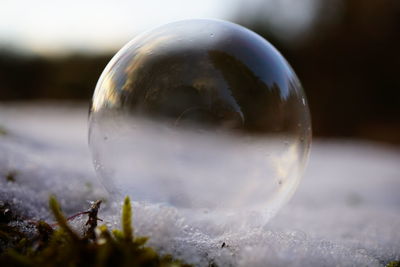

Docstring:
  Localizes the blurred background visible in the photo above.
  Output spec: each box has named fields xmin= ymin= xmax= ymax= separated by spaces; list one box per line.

xmin=0 ymin=0 xmax=399 ymax=144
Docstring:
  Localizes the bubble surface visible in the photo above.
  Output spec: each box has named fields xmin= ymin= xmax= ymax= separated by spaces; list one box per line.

xmin=89 ymin=19 xmax=311 ymax=233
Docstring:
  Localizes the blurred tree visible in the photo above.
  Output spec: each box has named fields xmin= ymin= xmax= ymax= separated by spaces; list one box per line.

xmin=236 ymin=0 xmax=400 ymax=143
xmin=0 ymin=51 xmax=111 ymax=100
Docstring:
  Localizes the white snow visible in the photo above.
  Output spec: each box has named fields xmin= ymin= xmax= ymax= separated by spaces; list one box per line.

xmin=0 ymin=101 xmax=399 ymax=266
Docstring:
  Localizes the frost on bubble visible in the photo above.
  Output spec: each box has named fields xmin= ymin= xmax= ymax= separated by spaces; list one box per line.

xmin=89 ymin=19 xmax=312 ymax=231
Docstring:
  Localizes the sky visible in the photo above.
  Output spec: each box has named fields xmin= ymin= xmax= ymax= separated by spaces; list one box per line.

xmin=0 ymin=0 xmax=317 ymax=56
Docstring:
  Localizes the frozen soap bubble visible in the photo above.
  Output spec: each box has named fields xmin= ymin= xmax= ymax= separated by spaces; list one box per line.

xmin=89 ymin=19 xmax=311 ymax=233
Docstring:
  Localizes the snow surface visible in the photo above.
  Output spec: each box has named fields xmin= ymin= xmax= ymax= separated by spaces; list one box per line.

xmin=0 ymin=102 xmax=399 ymax=266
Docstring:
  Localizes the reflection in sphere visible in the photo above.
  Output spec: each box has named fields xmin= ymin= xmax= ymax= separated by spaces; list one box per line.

xmin=89 ymin=19 xmax=311 ymax=232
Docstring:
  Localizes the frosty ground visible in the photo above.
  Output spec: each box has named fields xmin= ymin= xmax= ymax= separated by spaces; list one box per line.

xmin=0 ymin=102 xmax=399 ymax=266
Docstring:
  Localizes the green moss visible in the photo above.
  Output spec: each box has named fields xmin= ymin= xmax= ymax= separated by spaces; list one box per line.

xmin=0 ymin=126 xmax=7 ymax=136
xmin=5 ymin=171 xmax=17 ymax=182
xmin=122 ymin=196 xmax=133 ymax=242
xmin=387 ymin=261 xmax=400 ymax=267
xmin=0 ymin=197 xmax=191 ymax=267
xmin=49 ymin=195 xmax=80 ymax=242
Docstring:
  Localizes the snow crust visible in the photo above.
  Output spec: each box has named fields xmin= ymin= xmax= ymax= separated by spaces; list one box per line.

xmin=0 ymin=102 xmax=399 ymax=266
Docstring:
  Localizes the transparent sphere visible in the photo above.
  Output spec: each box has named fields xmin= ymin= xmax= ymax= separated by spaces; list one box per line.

xmin=89 ymin=19 xmax=311 ymax=231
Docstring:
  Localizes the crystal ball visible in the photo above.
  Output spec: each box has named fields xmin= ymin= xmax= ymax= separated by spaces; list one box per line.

xmin=89 ymin=19 xmax=311 ymax=230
